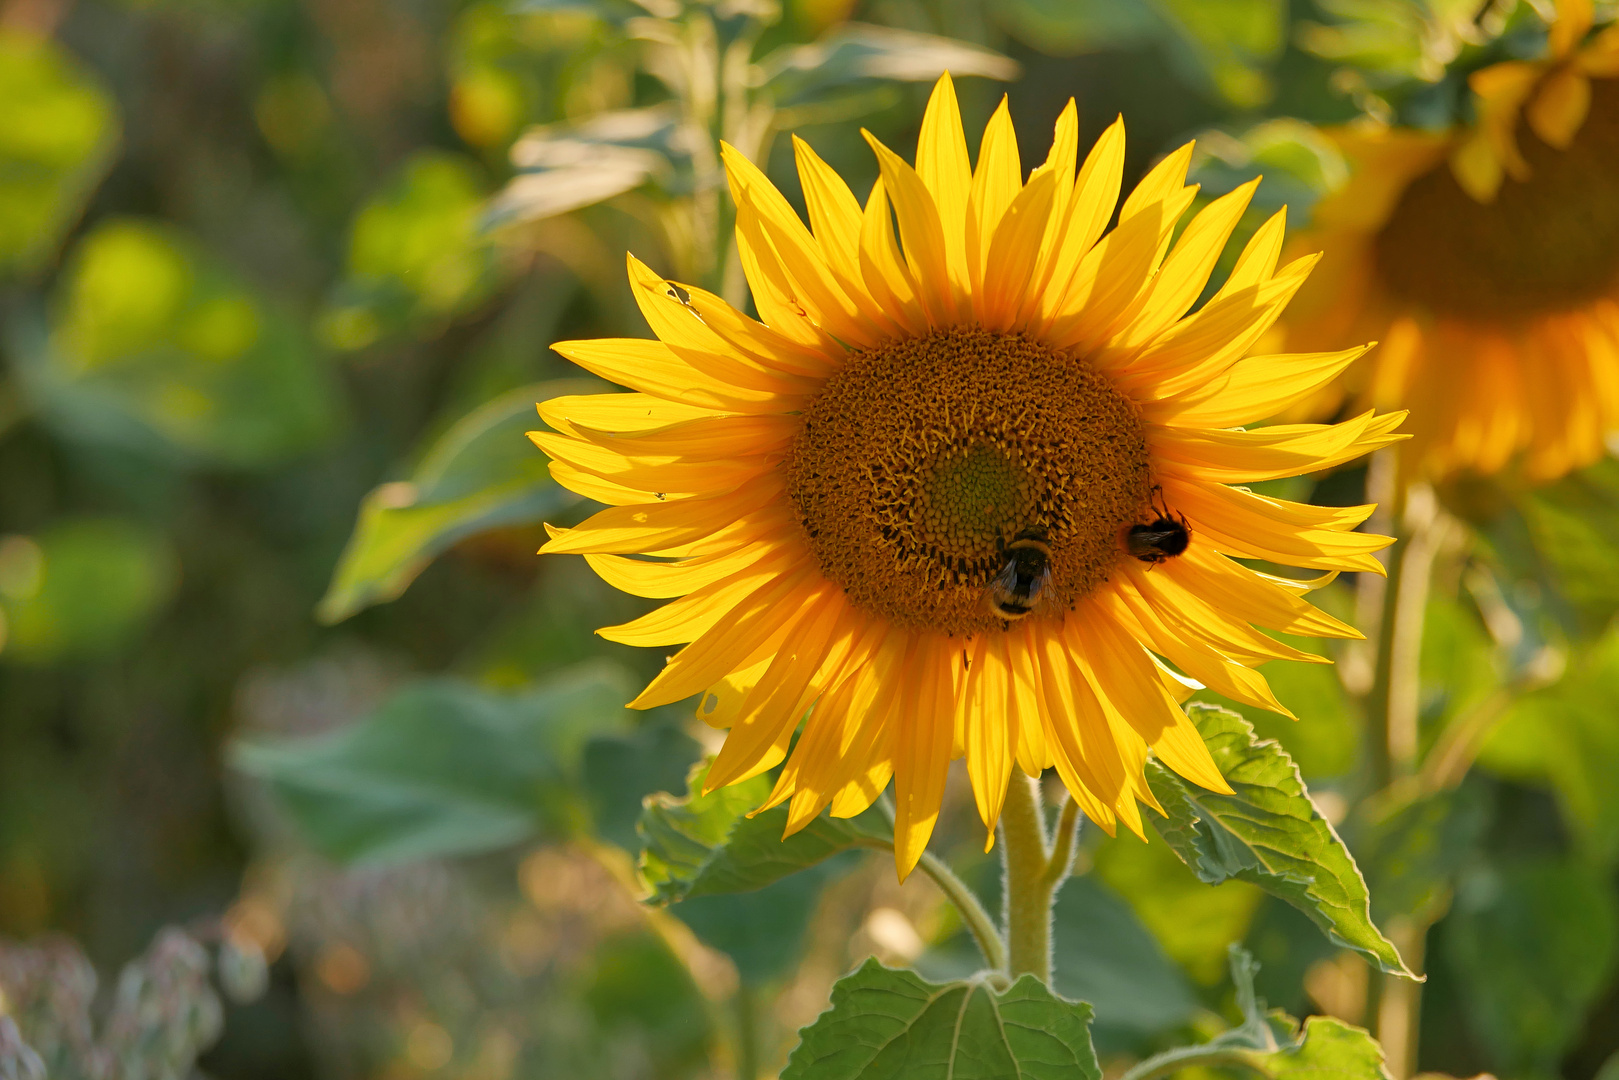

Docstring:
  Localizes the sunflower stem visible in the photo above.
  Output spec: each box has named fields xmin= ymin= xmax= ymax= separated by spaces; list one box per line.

xmin=999 ymin=771 xmax=1054 ymax=982
xmin=1041 ymin=795 xmax=1083 ymax=890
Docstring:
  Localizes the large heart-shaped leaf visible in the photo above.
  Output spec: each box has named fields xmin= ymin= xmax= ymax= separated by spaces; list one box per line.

xmin=781 ymin=960 xmax=1100 ymax=1080
xmin=1145 ymin=704 xmax=1413 ymax=977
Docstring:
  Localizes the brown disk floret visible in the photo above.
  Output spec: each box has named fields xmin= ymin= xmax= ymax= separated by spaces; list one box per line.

xmin=1373 ymin=77 xmax=1619 ymax=322
xmin=787 ymin=327 xmax=1151 ymax=635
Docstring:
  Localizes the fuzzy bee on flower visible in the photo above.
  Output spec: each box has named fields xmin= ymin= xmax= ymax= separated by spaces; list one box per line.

xmin=531 ymin=74 xmax=1403 ymax=879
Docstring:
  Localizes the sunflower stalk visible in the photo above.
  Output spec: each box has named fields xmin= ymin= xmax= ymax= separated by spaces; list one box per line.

xmin=1361 ymin=482 xmax=1448 ymax=1078
xmin=998 ymin=772 xmax=1079 ymax=983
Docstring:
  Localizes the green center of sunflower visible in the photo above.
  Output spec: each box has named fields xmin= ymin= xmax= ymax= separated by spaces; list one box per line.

xmin=1373 ymin=75 xmax=1619 ymax=322
xmin=787 ymin=327 xmax=1151 ymax=635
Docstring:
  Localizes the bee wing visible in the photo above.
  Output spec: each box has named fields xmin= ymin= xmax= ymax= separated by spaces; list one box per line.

xmin=993 ymin=558 xmax=1021 ymax=594
xmin=1129 ymin=527 xmax=1179 ymax=551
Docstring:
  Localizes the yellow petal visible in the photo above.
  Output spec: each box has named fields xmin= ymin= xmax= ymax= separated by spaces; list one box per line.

xmin=552 ymin=338 xmax=798 ymax=414
xmin=706 ymin=599 xmax=862 ymax=791
xmin=981 ymin=167 xmax=1057 ymax=330
xmin=863 ymin=130 xmax=958 ymax=325
xmin=1171 ymin=544 xmax=1361 ymax=639
xmin=1150 ymin=345 xmax=1373 ymax=428
xmin=723 ymin=143 xmax=885 ymax=348
xmin=630 ymin=569 xmax=825 ymax=709
xmin=530 ymin=430 xmax=776 ymax=496
xmin=916 ymin=73 xmax=973 ymax=302
xmin=857 ymin=178 xmax=928 ymax=334
xmin=569 ymin=412 xmax=799 ymax=461
xmin=960 ymin=633 xmax=1013 ymax=841
xmin=1031 ymin=115 xmax=1126 ymax=332
xmin=1116 ymin=179 xmax=1259 ymax=348
xmin=537 ymin=393 xmax=719 ymax=439
xmin=1162 ymin=475 xmax=1393 ymax=574
xmin=547 ymin=460 xmax=644 ymax=505
xmin=597 ymin=545 xmax=802 ymax=646
xmin=583 ymin=543 xmax=779 ymax=599
xmin=538 ymin=474 xmax=784 ymax=555
xmin=626 ymin=253 xmax=822 ymax=395
xmin=892 ymin=640 xmax=956 ymax=881
xmin=967 ymin=96 xmax=1022 ymax=294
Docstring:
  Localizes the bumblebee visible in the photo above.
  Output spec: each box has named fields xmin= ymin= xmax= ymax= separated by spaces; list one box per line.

xmin=987 ymin=527 xmax=1053 ymax=622
xmin=1126 ymin=508 xmax=1190 ymax=564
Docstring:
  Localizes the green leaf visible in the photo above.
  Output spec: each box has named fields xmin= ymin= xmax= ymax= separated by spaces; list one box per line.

xmin=781 ymin=959 xmax=1100 ymax=1080
xmin=1295 ymin=0 xmax=1499 ymax=86
xmin=1470 ymin=458 xmax=1619 ymax=641
xmin=1145 ymin=704 xmax=1412 ymax=977
xmin=230 ymin=663 xmax=634 ymax=863
xmin=996 ymin=0 xmax=1160 ymax=55
xmin=759 ymin=25 xmax=1018 ymax=107
xmin=509 ymin=0 xmax=662 ymax=27
xmin=1122 ymin=947 xmax=1391 ymax=1080
xmin=484 ymin=107 xmax=694 ymax=230
xmin=0 ymin=30 xmax=119 ymax=275
xmin=317 ymin=380 xmax=594 ymax=623
xmin=921 ymin=870 xmax=1196 ymax=1046
xmin=1442 ymin=857 xmax=1619 ymax=1076
xmin=638 ymin=766 xmax=889 ymax=905
xmin=1265 ymin=1017 xmax=1394 ymax=1080
xmin=582 ymin=723 xmax=702 ymax=853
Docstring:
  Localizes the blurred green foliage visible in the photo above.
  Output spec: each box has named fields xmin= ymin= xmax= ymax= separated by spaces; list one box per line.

xmin=0 ymin=30 xmax=117 ymax=276
xmin=0 ymin=518 xmax=175 ymax=663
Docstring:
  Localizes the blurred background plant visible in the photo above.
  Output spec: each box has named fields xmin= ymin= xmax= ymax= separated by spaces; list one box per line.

xmin=5 ymin=0 xmax=1619 ymax=1077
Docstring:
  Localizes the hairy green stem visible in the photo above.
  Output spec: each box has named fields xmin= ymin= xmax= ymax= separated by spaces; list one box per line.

xmin=1041 ymin=795 xmax=1082 ymax=888
xmin=1000 ymin=772 xmax=1054 ymax=982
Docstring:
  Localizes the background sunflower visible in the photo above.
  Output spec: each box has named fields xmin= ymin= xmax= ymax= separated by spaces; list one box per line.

xmin=1283 ymin=0 xmax=1619 ymax=482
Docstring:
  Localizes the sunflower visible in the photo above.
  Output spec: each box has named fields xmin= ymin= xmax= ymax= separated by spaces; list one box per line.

xmin=533 ymin=75 xmax=1401 ymax=878
xmin=1283 ymin=0 xmax=1619 ymax=482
